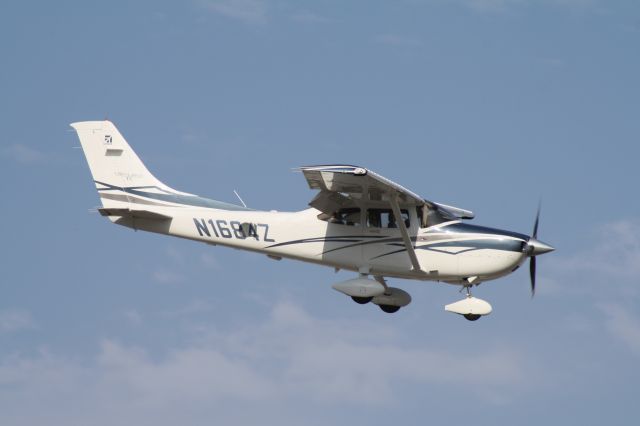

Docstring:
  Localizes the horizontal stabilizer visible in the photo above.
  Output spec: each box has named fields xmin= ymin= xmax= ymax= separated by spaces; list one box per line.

xmin=98 ymin=208 xmax=172 ymax=221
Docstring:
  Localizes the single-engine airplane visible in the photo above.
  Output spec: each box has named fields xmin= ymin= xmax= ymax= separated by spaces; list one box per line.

xmin=72 ymin=120 xmax=554 ymax=321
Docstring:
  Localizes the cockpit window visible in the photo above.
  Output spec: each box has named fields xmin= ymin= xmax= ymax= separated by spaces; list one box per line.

xmin=417 ymin=206 xmax=426 ymax=228
xmin=367 ymin=208 xmax=409 ymax=228
xmin=323 ymin=208 xmax=361 ymax=226
xmin=417 ymin=205 xmax=455 ymax=228
xmin=425 ymin=207 xmax=453 ymax=226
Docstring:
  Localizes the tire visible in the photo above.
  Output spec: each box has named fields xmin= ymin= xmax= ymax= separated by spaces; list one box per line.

xmin=379 ymin=304 xmax=401 ymax=313
xmin=464 ymin=314 xmax=481 ymax=321
xmin=351 ymin=296 xmax=373 ymax=305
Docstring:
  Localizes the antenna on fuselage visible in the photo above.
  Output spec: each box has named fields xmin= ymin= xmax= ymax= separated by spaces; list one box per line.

xmin=233 ymin=190 xmax=248 ymax=208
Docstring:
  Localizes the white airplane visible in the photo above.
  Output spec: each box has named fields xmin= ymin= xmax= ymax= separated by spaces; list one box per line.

xmin=72 ymin=120 xmax=554 ymax=321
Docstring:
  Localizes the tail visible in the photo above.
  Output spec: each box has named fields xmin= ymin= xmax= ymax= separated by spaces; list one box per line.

xmin=71 ymin=120 xmax=247 ymax=213
xmin=71 ymin=120 xmax=190 ymax=209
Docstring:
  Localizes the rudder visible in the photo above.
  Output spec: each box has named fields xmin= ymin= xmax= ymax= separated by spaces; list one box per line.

xmin=71 ymin=120 xmax=187 ymax=208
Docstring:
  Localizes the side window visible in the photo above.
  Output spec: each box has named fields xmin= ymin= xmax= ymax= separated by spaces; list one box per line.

xmin=367 ymin=209 xmax=410 ymax=228
xmin=417 ymin=206 xmax=427 ymax=228
xmin=327 ymin=208 xmax=361 ymax=226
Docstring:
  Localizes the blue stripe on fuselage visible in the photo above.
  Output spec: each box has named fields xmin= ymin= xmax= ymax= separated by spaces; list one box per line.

xmin=95 ymin=181 xmax=251 ymax=211
xmin=435 ymin=222 xmax=529 ymax=241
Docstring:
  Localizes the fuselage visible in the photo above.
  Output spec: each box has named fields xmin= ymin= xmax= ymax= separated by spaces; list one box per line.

xmin=112 ymin=206 xmax=529 ymax=285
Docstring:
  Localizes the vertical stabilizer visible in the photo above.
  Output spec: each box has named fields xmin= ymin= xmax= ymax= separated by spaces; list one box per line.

xmin=72 ymin=121 xmax=167 ymax=188
xmin=71 ymin=120 xmax=189 ymax=209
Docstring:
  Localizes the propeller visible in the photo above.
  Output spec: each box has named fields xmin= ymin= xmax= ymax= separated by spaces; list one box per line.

xmin=525 ymin=204 xmax=554 ymax=297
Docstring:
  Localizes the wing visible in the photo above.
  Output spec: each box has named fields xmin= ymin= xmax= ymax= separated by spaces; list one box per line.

xmin=299 ymin=165 xmax=474 ymax=220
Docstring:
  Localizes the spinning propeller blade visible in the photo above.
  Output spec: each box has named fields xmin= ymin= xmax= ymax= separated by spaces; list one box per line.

xmin=532 ymin=203 xmax=540 ymax=239
xmin=529 ymin=256 xmax=536 ymax=296
xmin=526 ymin=204 xmax=554 ymax=297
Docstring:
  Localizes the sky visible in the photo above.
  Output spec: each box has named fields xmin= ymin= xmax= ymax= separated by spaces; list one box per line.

xmin=1 ymin=0 xmax=639 ymax=424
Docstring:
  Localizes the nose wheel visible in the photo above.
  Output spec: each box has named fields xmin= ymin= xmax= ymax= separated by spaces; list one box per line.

xmin=461 ymin=286 xmax=481 ymax=321
xmin=463 ymin=284 xmax=472 ymax=297
xmin=463 ymin=313 xmax=481 ymax=321
xmin=445 ymin=283 xmax=492 ymax=321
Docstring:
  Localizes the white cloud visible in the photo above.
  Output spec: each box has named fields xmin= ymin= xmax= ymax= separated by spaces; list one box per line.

xmin=123 ymin=309 xmax=143 ymax=326
xmin=543 ymin=219 xmax=640 ymax=297
xmin=0 ymin=301 xmax=531 ymax=425
xmin=197 ymin=301 xmax=527 ymax=404
xmin=448 ymin=0 xmax=597 ymax=13
xmin=290 ymin=11 xmax=334 ymax=24
xmin=374 ymin=33 xmax=422 ymax=47
xmin=152 ymin=269 xmax=185 ymax=284
xmin=2 ymin=144 xmax=46 ymax=164
xmin=161 ymin=299 xmax=215 ymax=317
xmin=164 ymin=245 xmax=186 ymax=265
xmin=598 ymin=303 xmax=640 ymax=356
xmin=464 ymin=0 xmax=525 ymax=13
xmin=200 ymin=252 xmax=219 ymax=269
xmin=552 ymin=0 xmax=597 ymax=7
xmin=598 ymin=220 xmax=640 ymax=275
xmin=539 ymin=219 xmax=640 ymax=358
xmin=0 ymin=309 xmax=36 ymax=333
xmin=97 ymin=339 xmax=273 ymax=402
xmin=199 ymin=0 xmax=268 ymax=24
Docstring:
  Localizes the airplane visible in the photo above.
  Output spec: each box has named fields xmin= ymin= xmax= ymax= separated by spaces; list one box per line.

xmin=71 ymin=120 xmax=554 ymax=321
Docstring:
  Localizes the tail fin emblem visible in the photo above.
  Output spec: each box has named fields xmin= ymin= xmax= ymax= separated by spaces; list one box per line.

xmin=104 ymin=135 xmax=112 ymax=145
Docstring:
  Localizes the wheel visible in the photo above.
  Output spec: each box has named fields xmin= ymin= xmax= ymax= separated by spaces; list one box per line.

xmin=379 ymin=304 xmax=401 ymax=313
xmin=464 ymin=314 xmax=481 ymax=321
xmin=351 ymin=296 xmax=373 ymax=305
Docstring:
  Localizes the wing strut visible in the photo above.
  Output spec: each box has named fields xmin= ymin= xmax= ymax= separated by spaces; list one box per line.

xmin=389 ymin=193 xmax=422 ymax=272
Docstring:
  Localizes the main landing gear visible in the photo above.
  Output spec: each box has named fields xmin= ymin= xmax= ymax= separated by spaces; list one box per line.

xmin=379 ymin=304 xmax=401 ymax=313
xmin=333 ymin=275 xmax=411 ymax=313
xmin=370 ymin=280 xmax=412 ymax=313
xmin=352 ymin=293 xmax=407 ymax=313
xmin=351 ymin=296 xmax=373 ymax=305
xmin=350 ymin=295 xmax=403 ymax=313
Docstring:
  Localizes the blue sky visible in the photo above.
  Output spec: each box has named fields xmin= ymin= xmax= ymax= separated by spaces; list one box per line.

xmin=1 ymin=0 xmax=639 ymax=424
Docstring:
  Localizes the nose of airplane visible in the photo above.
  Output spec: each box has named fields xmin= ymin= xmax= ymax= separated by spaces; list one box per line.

xmin=526 ymin=238 xmax=555 ymax=256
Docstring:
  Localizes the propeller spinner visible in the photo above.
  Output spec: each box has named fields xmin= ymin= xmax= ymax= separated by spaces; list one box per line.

xmin=525 ymin=205 xmax=555 ymax=296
